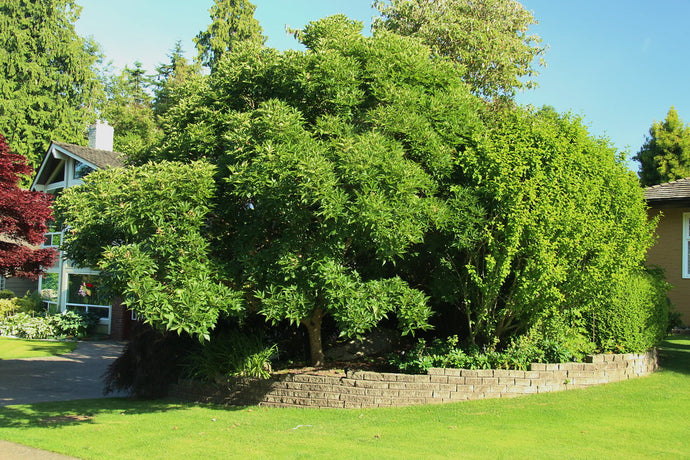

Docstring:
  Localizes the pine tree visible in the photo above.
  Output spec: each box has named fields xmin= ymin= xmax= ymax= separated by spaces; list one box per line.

xmin=101 ymin=62 xmax=161 ymax=158
xmin=194 ymin=0 xmax=266 ymax=72
xmin=0 ymin=135 xmax=55 ymax=279
xmin=635 ymin=107 xmax=690 ymax=186
xmin=0 ymin=0 xmax=103 ymax=168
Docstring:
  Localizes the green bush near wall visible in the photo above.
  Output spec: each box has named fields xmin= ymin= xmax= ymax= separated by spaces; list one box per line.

xmin=594 ymin=268 xmax=670 ymax=353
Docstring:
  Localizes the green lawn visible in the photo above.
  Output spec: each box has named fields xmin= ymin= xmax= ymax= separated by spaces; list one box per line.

xmin=0 ymin=337 xmax=77 ymax=359
xmin=0 ymin=336 xmax=688 ymax=459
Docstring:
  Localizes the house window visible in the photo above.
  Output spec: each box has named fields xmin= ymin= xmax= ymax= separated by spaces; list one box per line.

xmin=66 ymin=274 xmax=111 ymax=320
xmin=0 ymin=277 xmax=5 ymax=290
xmin=683 ymin=212 xmax=690 ymax=278
xmin=73 ymin=161 xmax=95 ymax=180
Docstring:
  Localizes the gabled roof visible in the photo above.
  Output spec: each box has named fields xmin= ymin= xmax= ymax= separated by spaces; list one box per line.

xmin=31 ymin=141 xmax=126 ymax=191
xmin=644 ymin=177 xmax=690 ymax=202
xmin=51 ymin=141 xmax=125 ymax=169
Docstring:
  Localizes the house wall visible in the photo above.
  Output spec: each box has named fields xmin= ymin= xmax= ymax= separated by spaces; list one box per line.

xmin=4 ymin=277 xmax=37 ymax=297
xmin=647 ymin=205 xmax=690 ymax=324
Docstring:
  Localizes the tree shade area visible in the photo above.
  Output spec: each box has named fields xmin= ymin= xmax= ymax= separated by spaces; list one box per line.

xmin=0 ymin=135 xmax=55 ymax=279
xmin=634 ymin=106 xmax=690 ymax=186
xmin=56 ymin=15 xmax=666 ymax=373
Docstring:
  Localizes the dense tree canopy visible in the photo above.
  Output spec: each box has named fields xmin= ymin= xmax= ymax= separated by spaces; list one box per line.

xmin=373 ymin=0 xmax=546 ymax=99
xmin=0 ymin=0 xmax=102 ymax=168
xmin=0 ymin=135 xmax=55 ymax=278
xmin=56 ymin=161 xmax=243 ymax=341
xmin=59 ymin=15 xmax=662 ymax=367
xmin=634 ymin=106 xmax=690 ymax=186
xmin=101 ymin=62 xmax=162 ymax=158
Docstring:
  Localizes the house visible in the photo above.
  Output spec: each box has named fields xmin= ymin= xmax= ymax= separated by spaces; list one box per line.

xmin=30 ymin=122 xmax=138 ymax=339
xmin=644 ymin=178 xmax=690 ymax=325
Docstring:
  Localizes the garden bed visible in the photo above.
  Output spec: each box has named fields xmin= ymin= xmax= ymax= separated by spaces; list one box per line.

xmin=170 ymin=349 xmax=658 ymax=409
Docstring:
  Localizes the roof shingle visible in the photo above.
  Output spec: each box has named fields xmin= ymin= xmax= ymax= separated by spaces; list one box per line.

xmin=52 ymin=141 xmax=125 ymax=169
xmin=644 ymin=177 xmax=690 ymax=202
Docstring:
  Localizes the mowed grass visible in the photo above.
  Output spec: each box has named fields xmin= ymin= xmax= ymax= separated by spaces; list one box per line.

xmin=0 ymin=337 xmax=77 ymax=359
xmin=0 ymin=336 xmax=688 ymax=459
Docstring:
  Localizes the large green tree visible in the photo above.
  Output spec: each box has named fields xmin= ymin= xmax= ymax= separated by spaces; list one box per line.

xmin=373 ymin=0 xmax=546 ymax=99
xmin=194 ymin=0 xmax=266 ymax=72
xmin=152 ymin=41 xmax=201 ymax=118
xmin=101 ymin=62 xmax=161 ymax=158
xmin=0 ymin=0 xmax=103 ymax=168
xmin=154 ymin=16 xmax=480 ymax=365
xmin=634 ymin=106 xmax=690 ymax=186
xmin=434 ymin=107 xmax=657 ymax=348
xmin=55 ymin=161 xmax=243 ymax=341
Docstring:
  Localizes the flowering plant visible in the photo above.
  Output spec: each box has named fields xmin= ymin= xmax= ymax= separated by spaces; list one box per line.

xmin=78 ymin=282 xmax=93 ymax=298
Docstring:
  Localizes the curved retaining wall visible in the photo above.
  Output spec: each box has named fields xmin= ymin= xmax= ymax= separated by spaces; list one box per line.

xmin=170 ymin=350 xmax=658 ymax=409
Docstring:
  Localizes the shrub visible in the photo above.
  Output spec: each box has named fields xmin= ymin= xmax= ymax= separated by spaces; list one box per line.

xmin=0 ymin=298 xmax=19 ymax=317
xmin=593 ymin=267 xmax=670 ymax=353
xmin=0 ymin=312 xmax=56 ymax=339
xmin=14 ymin=291 xmax=44 ymax=314
xmin=390 ymin=336 xmax=507 ymax=374
xmin=184 ymin=329 xmax=277 ymax=381
xmin=50 ymin=310 xmax=100 ymax=338
xmin=0 ymin=289 xmax=15 ymax=299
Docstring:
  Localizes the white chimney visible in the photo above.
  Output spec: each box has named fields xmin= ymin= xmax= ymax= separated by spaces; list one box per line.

xmin=88 ymin=121 xmax=114 ymax=151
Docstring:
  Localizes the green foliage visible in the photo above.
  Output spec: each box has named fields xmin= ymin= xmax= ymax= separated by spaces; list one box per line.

xmin=51 ymin=310 xmax=99 ymax=338
xmin=0 ymin=310 xmax=97 ymax=339
xmin=0 ymin=0 xmax=103 ymax=167
xmin=437 ymin=107 xmax=656 ymax=348
xmin=101 ymin=62 xmax=162 ymax=158
xmin=634 ymin=106 xmax=690 ymax=186
xmin=0 ymin=313 xmax=55 ymax=339
xmin=0 ymin=299 xmax=18 ymax=317
xmin=156 ymin=16 xmax=482 ymax=364
xmin=55 ymin=161 xmax=244 ymax=341
xmin=184 ymin=329 xmax=277 ymax=381
xmin=152 ymin=41 xmax=201 ymax=119
xmin=194 ymin=0 xmax=266 ymax=71
xmin=0 ymin=289 xmax=15 ymax=300
xmin=373 ymin=0 xmax=546 ymax=99
xmin=592 ymin=268 xmax=670 ymax=353
xmin=13 ymin=291 xmax=43 ymax=314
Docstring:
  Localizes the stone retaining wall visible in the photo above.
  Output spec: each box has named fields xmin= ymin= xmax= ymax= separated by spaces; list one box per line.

xmin=170 ymin=350 xmax=658 ymax=409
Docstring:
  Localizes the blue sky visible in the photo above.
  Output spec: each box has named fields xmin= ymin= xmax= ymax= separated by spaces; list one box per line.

xmin=75 ymin=0 xmax=690 ymax=170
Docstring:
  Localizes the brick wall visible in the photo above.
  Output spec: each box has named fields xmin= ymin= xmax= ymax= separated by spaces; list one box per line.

xmin=170 ymin=350 xmax=658 ymax=409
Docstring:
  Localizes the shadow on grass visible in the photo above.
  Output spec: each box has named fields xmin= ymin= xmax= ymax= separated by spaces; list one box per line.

xmin=658 ymin=335 xmax=690 ymax=375
xmin=0 ymin=398 xmax=200 ymax=430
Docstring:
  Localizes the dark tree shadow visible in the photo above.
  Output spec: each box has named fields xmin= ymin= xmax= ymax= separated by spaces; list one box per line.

xmin=657 ymin=335 xmax=690 ymax=376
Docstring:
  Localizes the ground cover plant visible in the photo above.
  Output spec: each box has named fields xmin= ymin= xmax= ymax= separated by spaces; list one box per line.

xmin=0 ymin=310 xmax=100 ymax=340
xmin=0 ymin=336 xmax=687 ymax=459
xmin=0 ymin=337 xmax=77 ymax=359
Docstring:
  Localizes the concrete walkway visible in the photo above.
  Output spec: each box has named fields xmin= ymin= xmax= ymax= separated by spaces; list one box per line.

xmin=0 ymin=340 xmax=126 ymax=406
xmin=0 ymin=340 xmax=126 ymax=459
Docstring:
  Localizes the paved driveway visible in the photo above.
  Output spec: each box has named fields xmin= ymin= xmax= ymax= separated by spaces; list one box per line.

xmin=0 ymin=340 xmax=126 ymax=406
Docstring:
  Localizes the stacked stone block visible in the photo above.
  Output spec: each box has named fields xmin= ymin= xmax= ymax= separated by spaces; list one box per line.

xmin=170 ymin=349 xmax=658 ymax=409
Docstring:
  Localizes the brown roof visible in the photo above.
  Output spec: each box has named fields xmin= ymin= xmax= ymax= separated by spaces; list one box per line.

xmin=52 ymin=141 xmax=126 ymax=169
xmin=644 ymin=177 xmax=690 ymax=202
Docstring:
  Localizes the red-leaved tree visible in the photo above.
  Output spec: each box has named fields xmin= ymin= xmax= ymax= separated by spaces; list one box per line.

xmin=0 ymin=134 xmax=55 ymax=278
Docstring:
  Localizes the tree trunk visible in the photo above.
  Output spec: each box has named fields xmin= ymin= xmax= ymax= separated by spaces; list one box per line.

xmin=301 ymin=308 xmax=324 ymax=367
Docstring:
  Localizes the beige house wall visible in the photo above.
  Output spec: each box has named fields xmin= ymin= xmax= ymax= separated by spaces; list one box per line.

xmin=647 ymin=205 xmax=690 ymax=324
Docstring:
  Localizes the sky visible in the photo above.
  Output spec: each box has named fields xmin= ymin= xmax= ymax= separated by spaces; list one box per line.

xmin=74 ymin=0 xmax=690 ymax=170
